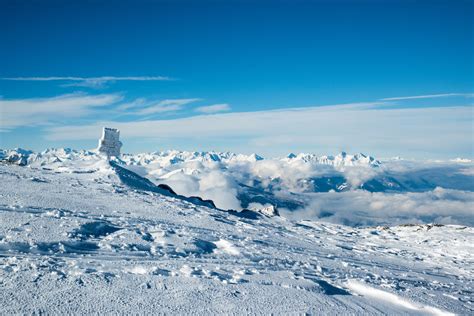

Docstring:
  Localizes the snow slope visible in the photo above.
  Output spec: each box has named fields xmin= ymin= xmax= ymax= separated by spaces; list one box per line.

xmin=0 ymin=158 xmax=473 ymax=314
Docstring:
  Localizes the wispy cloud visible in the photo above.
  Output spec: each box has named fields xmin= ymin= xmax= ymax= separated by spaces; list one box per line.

xmin=380 ymin=93 xmax=474 ymax=101
xmin=135 ymin=98 xmax=201 ymax=115
xmin=0 ymin=93 xmax=122 ymax=130
xmin=3 ymin=90 xmax=472 ymax=158
xmin=44 ymin=102 xmax=472 ymax=158
xmin=115 ymin=98 xmax=148 ymax=111
xmin=195 ymin=103 xmax=231 ymax=114
xmin=0 ymin=76 xmax=173 ymax=88
xmin=0 ymin=92 xmax=205 ymax=131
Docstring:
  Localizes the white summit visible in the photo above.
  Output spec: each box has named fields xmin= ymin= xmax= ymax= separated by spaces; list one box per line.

xmin=97 ymin=127 xmax=122 ymax=158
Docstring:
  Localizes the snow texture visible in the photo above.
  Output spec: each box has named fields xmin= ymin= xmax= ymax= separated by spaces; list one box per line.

xmin=0 ymin=150 xmax=473 ymax=314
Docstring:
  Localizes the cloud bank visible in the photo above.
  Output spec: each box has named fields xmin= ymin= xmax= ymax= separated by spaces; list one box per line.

xmin=118 ymin=152 xmax=474 ymax=227
xmin=44 ymin=103 xmax=473 ymax=158
xmin=280 ymin=188 xmax=474 ymax=227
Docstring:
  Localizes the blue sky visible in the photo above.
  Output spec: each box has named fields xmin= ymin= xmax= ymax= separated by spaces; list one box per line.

xmin=0 ymin=0 xmax=473 ymax=158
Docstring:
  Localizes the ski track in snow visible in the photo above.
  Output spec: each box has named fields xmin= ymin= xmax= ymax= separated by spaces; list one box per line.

xmin=0 ymin=163 xmax=473 ymax=314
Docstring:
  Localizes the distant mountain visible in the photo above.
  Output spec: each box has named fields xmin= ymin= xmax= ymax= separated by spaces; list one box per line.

xmin=0 ymin=148 xmax=379 ymax=168
xmin=282 ymin=151 xmax=381 ymax=167
xmin=2 ymin=148 xmax=473 ymax=211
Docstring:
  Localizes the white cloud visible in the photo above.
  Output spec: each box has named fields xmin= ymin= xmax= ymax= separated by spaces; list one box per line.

xmin=0 ymin=93 xmax=122 ymax=130
xmin=195 ymin=103 xmax=231 ymax=114
xmin=380 ymin=93 xmax=474 ymax=101
xmin=116 ymin=98 xmax=147 ymax=111
xmin=122 ymin=152 xmax=474 ymax=226
xmin=1 ymin=76 xmax=173 ymax=88
xmin=44 ymin=102 xmax=473 ymax=158
xmin=280 ymin=187 xmax=474 ymax=227
xmin=135 ymin=98 xmax=201 ymax=115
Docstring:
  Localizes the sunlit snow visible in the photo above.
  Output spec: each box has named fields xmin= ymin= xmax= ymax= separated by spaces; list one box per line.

xmin=0 ymin=147 xmax=472 ymax=314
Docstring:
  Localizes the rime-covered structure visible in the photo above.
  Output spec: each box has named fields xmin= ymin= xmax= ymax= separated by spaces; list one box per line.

xmin=97 ymin=127 xmax=122 ymax=158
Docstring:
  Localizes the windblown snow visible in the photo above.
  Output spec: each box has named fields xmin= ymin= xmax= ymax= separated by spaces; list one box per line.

xmin=0 ymin=148 xmax=473 ymax=314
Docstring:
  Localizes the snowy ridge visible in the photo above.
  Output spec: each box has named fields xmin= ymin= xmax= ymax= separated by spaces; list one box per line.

xmin=121 ymin=150 xmax=381 ymax=168
xmin=0 ymin=148 xmax=379 ymax=168
xmin=283 ymin=151 xmax=381 ymax=167
xmin=122 ymin=150 xmax=265 ymax=166
xmin=0 ymin=148 xmax=97 ymax=167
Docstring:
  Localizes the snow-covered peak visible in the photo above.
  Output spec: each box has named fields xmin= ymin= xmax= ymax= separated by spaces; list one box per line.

xmin=0 ymin=148 xmax=113 ymax=174
xmin=30 ymin=148 xmax=98 ymax=165
xmin=283 ymin=151 xmax=381 ymax=167
xmin=0 ymin=148 xmax=35 ymax=166
xmin=120 ymin=150 xmax=266 ymax=167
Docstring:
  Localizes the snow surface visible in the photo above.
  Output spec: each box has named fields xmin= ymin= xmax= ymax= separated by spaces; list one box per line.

xmin=0 ymin=150 xmax=473 ymax=314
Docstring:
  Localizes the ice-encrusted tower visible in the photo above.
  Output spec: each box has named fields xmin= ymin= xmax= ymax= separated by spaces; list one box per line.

xmin=97 ymin=127 xmax=122 ymax=158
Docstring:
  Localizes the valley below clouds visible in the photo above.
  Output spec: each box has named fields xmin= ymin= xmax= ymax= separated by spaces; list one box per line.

xmin=3 ymin=148 xmax=473 ymax=227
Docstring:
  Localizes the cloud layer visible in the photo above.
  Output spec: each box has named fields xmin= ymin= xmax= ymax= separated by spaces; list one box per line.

xmin=280 ymin=188 xmax=474 ymax=227
xmin=0 ymin=93 xmax=122 ymax=130
xmin=195 ymin=103 xmax=231 ymax=114
xmin=1 ymin=76 xmax=172 ymax=88
xmin=380 ymin=93 xmax=474 ymax=101
xmin=119 ymin=152 xmax=474 ymax=227
xmin=1 ymin=90 xmax=472 ymax=158
xmin=135 ymin=98 xmax=201 ymax=115
xmin=44 ymin=102 xmax=473 ymax=158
